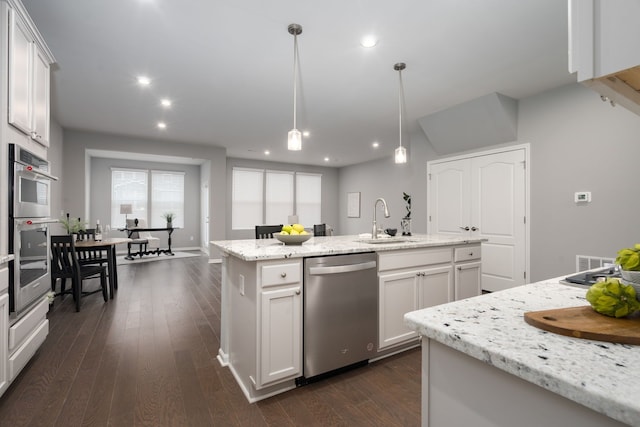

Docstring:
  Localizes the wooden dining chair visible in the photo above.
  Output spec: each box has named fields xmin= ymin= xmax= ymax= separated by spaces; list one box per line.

xmin=313 ymin=224 xmax=327 ymax=236
xmin=255 ymin=225 xmax=283 ymax=239
xmin=76 ymin=229 xmax=109 ymax=268
xmin=50 ymin=235 xmax=108 ymax=311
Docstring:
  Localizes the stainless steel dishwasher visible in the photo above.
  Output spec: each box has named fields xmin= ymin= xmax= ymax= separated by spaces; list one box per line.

xmin=303 ymin=252 xmax=378 ymax=379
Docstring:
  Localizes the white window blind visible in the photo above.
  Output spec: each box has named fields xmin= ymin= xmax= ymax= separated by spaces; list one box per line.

xmin=296 ymin=173 xmax=322 ymax=225
xmin=151 ymin=170 xmax=185 ymax=227
xmin=232 ymin=168 xmax=263 ymax=230
xmin=265 ymin=170 xmax=294 ymax=225
xmin=111 ymin=168 xmax=148 ymax=228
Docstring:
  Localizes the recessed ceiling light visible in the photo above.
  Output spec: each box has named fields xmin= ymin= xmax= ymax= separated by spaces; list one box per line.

xmin=372 ymin=141 xmax=379 ymax=148
xmin=137 ymin=75 xmax=151 ymax=86
xmin=324 ymin=157 xmax=330 ymax=162
xmin=160 ymin=98 xmax=172 ymax=107
xmin=302 ymin=131 xmax=310 ymax=137
xmin=157 ymin=122 xmax=166 ymax=129
xmin=264 ymin=150 xmax=270 ymax=155
xmin=360 ymin=35 xmax=378 ymax=48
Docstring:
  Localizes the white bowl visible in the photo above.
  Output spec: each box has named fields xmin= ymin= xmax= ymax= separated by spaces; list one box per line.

xmin=274 ymin=232 xmax=312 ymax=245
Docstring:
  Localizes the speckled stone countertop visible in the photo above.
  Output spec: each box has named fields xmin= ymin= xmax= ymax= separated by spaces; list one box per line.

xmin=405 ymin=278 xmax=640 ymax=426
xmin=211 ymin=234 xmax=484 ymax=261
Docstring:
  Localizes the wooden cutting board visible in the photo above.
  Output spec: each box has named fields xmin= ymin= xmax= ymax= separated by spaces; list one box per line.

xmin=524 ymin=306 xmax=640 ymax=345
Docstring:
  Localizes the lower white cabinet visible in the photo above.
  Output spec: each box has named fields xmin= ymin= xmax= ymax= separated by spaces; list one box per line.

xmin=454 ymin=245 xmax=482 ymax=300
xmin=379 ymin=265 xmax=453 ymax=349
xmin=0 ymin=293 xmax=8 ymax=397
xmin=257 ymin=285 xmax=302 ymax=388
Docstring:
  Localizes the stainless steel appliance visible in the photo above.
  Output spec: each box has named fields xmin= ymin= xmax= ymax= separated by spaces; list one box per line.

xmin=303 ymin=253 xmax=377 ymax=379
xmin=562 ymin=266 xmax=620 ymax=288
xmin=8 ymin=144 xmax=57 ymax=318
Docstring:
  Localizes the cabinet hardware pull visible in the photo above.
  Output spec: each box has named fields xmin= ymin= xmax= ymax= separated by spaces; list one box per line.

xmin=458 ymin=266 xmax=462 ymax=270
xmin=280 ymin=272 xmax=287 ymax=278
xmin=469 ymin=252 xmax=473 ymax=256
xmin=295 ymin=288 xmax=301 ymax=295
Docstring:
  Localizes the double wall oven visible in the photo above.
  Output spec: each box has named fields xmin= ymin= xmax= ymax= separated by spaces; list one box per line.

xmin=8 ymin=144 xmax=58 ymax=320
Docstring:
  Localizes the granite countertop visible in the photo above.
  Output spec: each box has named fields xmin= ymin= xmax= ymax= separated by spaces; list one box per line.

xmin=0 ymin=254 xmax=14 ymax=265
xmin=405 ymin=278 xmax=640 ymax=426
xmin=211 ymin=234 xmax=484 ymax=261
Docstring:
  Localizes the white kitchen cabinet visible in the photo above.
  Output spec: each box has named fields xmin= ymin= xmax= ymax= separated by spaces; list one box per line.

xmin=454 ymin=245 xmax=482 ymax=300
xmin=257 ymin=285 xmax=302 ymax=387
xmin=378 ymin=248 xmax=454 ymax=350
xmin=255 ymin=260 xmax=302 ymax=389
xmin=568 ymin=0 xmax=640 ymax=116
xmin=6 ymin=1 xmax=53 ymax=147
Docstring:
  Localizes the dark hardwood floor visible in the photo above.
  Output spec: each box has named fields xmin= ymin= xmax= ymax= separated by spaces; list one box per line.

xmin=0 ymin=254 xmax=421 ymax=426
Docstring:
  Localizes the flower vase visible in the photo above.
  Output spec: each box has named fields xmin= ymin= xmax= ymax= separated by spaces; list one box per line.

xmin=401 ymin=218 xmax=412 ymax=236
xmin=166 ymin=220 xmax=172 ymax=229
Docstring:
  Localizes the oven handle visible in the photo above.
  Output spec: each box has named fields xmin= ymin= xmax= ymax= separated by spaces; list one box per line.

xmin=15 ymin=218 xmax=59 ymax=226
xmin=15 ymin=162 xmax=59 ymax=181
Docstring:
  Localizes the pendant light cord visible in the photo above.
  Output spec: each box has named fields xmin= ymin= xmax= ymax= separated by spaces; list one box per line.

xmin=398 ymin=69 xmax=403 ymax=148
xmin=293 ymin=32 xmax=298 ymax=130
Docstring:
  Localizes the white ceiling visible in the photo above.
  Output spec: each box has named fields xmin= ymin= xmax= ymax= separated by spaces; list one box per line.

xmin=22 ymin=0 xmax=576 ymax=167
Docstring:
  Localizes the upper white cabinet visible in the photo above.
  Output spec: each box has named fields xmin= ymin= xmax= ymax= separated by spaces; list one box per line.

xmin=569 ymin=0 xmax=640 ymax=116
xmin=5 ymin=1 xmax=54 ymax=147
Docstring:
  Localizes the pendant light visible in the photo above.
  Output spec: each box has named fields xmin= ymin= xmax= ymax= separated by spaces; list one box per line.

xmin=394 ymin=62 xmax=407 ymax=164
xmin=287 ymin=23 xmax=303 ymax=151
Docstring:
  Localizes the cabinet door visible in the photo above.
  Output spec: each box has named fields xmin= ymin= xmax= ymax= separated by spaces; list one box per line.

xmin=8 ymin=9 xmax=33 ymax=135
xmin=32 ymin=47 xmax=50 ymax=146
xmin=0 ymin=293 xmax=8 ymax=397
xmin=258 ymin=286 xmax=302 ymax=387
xmin=455 ymin=261 xmax=482 ymax=301
xmin=417 ymin=265 xmax=454 ymax=309
xmin=379 ymin=270 xmax=420 ymax=349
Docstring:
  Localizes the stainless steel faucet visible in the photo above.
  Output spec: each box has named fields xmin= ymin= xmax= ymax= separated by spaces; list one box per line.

xmin=372 ymin=198 xmax=390 ymax=239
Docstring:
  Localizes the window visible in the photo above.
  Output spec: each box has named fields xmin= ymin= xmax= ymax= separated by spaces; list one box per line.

xmin=231 ymin=167 xmax=322 ymax=230
xmin=151 ymin=171 xmax=184 ymax=227
xmin=295 ymin=173 xmax=321 ymax=225
xmin=111 ymin=169 xmax=148 ymax=228
xmin=265 ymin=170 xmax=294 ymax=225
xmin=111 ymin=168 xmax=185 ymax=228
xmin=232 ymin=168 xmax=263 ymax=230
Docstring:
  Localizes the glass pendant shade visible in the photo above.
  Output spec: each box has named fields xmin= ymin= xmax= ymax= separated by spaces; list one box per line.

xmin=395 ymin=145 xmax=407 ymax=164
xmin=288 ymin=128 xmax=302 ymax=151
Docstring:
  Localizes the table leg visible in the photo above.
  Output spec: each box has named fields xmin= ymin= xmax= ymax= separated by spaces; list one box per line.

xmin=108 ymin=246 xmax=116 ymax=298
xmin=167 ymin=229 xmax=175 ymax=255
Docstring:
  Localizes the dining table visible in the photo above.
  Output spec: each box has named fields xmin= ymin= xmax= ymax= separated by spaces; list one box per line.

xmin=74 ymin=237 xmax=131 ymax=299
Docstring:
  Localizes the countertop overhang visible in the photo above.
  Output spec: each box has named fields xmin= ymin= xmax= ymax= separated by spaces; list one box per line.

xmin=405 ymin=278 xmax=640 ymax=426
xmin=211 ymin=234 xmax=485 ymax=261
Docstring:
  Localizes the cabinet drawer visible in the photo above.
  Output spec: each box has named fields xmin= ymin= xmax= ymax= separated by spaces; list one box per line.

xmin=378 ymin=248 xmax=452 ymax=272
xmin=261 ymin=262 xmax=301 ymax=288
xmin=454 ymin=245 xmax=481 ymax=262
xmin=9 ymin=297 xmax=49 ymax=351
xmin=9 ymin=318 xmax=48 ymax=381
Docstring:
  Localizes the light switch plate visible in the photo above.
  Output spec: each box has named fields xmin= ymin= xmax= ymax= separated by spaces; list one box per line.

xmin=574 ymin=191 xmax=591 ymax=203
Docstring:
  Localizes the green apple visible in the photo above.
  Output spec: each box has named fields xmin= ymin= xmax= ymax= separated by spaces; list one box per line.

xmin=292 ymin=223 xmax=304 ymax=233
xmin=282 ymin=224 xmax=293 ymax=233
xmin=300 ymin=230 xmax=309 ymax=235
xmin=280 ymin=230 xmax=289 ymax=235
xmin=290 ymin=229 xmax=300 ymax=235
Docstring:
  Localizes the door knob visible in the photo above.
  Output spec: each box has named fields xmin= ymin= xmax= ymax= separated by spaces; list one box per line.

xmin=459 ymin=226 xmax=469 ymax=231
xmin=280 ymin=272 xmax=287 ymax=278
xmin=471 ymin=226 xmax=479 ymax=232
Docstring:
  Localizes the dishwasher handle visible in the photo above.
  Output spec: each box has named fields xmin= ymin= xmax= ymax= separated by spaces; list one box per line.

xmin=308 ymin=260 xmax=377 ymax=276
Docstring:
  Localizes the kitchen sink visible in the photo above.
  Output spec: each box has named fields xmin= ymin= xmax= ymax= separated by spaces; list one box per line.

xmin=357 ymin=237 xmax=418 ymax=244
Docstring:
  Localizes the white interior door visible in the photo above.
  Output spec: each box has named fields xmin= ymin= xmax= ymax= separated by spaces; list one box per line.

xmin=428 ymin=147 xmax=527 ymax=292
xmin=471 ymin=150 xmax=526 ymax=291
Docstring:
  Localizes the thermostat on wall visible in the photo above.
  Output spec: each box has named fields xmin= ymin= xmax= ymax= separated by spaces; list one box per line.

xmin=574 ymin=191 xmax=591 ymax=203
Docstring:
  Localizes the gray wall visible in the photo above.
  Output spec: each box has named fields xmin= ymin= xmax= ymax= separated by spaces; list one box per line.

xmin=89 ymin=157 xmax=200 ymax=249
xmin=339 ymin=83 xmax=640 ymax=282
xmin=61 ymin=129 xmax=227 ymax=251
xmin=226 ymin=157 xmax=340 ymax=240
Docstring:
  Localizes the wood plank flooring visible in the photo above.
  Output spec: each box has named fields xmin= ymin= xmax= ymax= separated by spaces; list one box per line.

xmin=0 ymin=254 xmax=421 ymax=426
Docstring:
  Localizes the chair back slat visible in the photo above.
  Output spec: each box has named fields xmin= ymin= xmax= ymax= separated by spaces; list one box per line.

xmin=255 ymin=225 xmax=283 ymax=239
xmin=50 ymin=235 xmax=78 ymax=276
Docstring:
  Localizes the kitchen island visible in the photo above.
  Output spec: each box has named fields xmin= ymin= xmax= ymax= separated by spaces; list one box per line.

xmin=405 ymin=277 xmax=638 ymax=427
xmin=212 ymin=234 xmax=484 ymax=402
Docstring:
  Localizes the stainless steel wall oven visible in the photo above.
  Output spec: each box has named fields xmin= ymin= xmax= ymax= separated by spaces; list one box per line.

xmin=8 ymin=144 xmax=57 ymax=319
